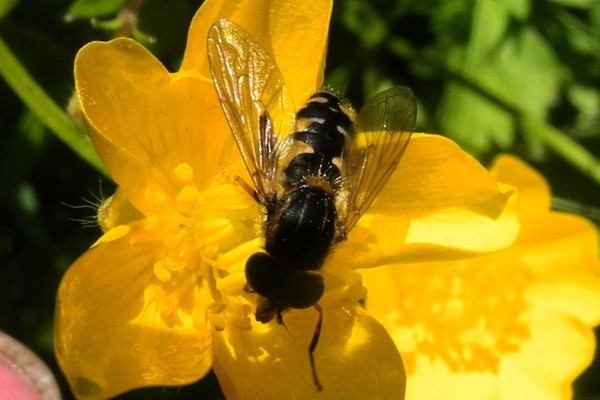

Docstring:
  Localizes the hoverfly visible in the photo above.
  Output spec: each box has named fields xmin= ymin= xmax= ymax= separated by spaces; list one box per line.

xmin=207 ymin=18 xmax=416 ymax=390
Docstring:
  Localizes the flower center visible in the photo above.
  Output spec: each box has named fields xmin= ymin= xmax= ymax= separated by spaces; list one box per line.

xmin=387 ymin=259 xmax=531 ymax=374
xmin=139 ymin=163 xmax=259 ymax=331
xmin=119 ymin=163 xmax=368 ymax=334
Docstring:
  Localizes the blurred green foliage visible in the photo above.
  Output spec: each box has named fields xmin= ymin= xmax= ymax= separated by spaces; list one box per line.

xmin=0 ymin=0 xmax=599 ymax=398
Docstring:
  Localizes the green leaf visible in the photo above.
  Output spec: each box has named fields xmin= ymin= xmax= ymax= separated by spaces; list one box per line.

xmin=0 ymin=36 xmax=107 ymax=175
xmin=91 ymin=16 xmax=124 ymax=30
xmin=66 ymin=0 xmax=124 ymax=20
xmin=467 ymin=0 xmax=510 ymax=64
xmin=522 ymin=114 xmax=600 ymax=184
xmin=504 ymin=0 xmax=530 ymax=20
xmin=324 ymin=66 xmax=351 ymax=95
xmin=439 ymin=78 xmax=515 ymax=154
xmin=362 ymin=66 xmax=394 ymax=102
xmin=341 ymin=0 xmax=387 ymax=48
xmin=440 ymin=26 xmax=562 ymax=154
xmin=557 ymin=10 xmax=600 ymax=54
xmin=569 ymin=85 xmax=600 ymax=133
xmin=16 ymin=182 xmax=39 ymax=216
xmin=549 ymin=0 xmax=596 ymax=8
xmin=0 ymin=0 xmax=20 ymax=18
xmin=439 ymin=46 xmax=515 ymax=155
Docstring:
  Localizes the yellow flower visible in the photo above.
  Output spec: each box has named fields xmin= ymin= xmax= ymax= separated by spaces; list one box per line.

xmin=362 ymin=155 xmax=600 ymax=400
xmin=54 ymin=0 xmax=519 ymax=398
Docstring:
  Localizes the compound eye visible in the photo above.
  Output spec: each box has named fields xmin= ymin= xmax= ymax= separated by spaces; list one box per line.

xmin=245 ymin=253 xmax=292 ymax=297
xmin=289 ymin=271 xmax=324 ymax=309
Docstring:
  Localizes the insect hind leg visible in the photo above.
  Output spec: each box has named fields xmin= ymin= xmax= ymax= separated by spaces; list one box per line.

xmin=309 ymin=304 xmax=324 ymax=391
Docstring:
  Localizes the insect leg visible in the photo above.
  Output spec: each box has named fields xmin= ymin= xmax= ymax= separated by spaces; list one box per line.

xmin=309 ymin=304 xmax=324 ymax=391
xmin=232 ymin=175 xmax=260 ymax=203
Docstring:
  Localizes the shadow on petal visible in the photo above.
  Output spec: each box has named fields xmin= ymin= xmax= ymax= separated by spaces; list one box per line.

xmin=212 ymin=307 xmax=405 ymax=400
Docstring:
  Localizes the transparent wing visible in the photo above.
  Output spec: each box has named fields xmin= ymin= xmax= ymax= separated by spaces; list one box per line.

xmin=207 ymin=18 xmax=295 ymax=200
xmin=343 ymin=86 xmax=417 ymax=232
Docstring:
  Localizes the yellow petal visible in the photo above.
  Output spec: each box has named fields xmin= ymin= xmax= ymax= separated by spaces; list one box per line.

xmin=182 ymin=0 xmax=332 ymax=104
xmin=75 ymin=38 xmax=226 ymax=212
xmin=361 ymin=153 xmax=600 ymax=400
xmin=527 ymin=275 xmax=600 ymax=330
xmin=401 ymin=306 xmax=597 ymax=400
xmin=490 ymin=155 xmax=551 ymax=217
xmin=405 ymin=358 xmax=496 ymax=400
xmin=331 ymin=134 xmax=519 ymax=268
xmin=518 ymin=213 xmax=598 ymax=275
xmin=375 ymin=135 xmax=512 ymax=219
xmin=55 ymin=221 xmax=213 ymax=399
xmin=520 ymin=213 xmax=600 ymax=325
xmin=212 ymin=307 xmax=405 ymax=399
xmin=363 ymin=266 xmax=599 ymax=400
xmin=499 ymin=309 xmax=596 ymax=400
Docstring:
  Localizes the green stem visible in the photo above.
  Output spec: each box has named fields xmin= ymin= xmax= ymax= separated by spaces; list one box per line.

xmin=389 ymin=36 xmax=600 ymax=185
xmin=521 ymin=115 xmax=600 ymax=183
xmin=0 ymin=35 xmax=107 ymax=175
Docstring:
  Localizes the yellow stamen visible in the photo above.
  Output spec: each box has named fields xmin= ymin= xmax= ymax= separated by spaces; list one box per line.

xmin=174 ymin=163 xmax=194 ymax=181
xmin=153 ymin=261 xmax=172 ymax=283
xmin=176 ymin=185 xmax=201 ymax=214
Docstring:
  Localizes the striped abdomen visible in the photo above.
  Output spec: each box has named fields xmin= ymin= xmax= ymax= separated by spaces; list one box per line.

xmin=282 ymin=92 xmax=352 ymax=192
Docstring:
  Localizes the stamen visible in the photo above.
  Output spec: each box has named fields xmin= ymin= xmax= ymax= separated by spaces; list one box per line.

xmin=153 ymin=261 xmax=172 ymax=283
xmin=214 ymin=239 xmax=261 ymax=272
xmin=144 ymin=214 xmax=159 ymax=229
xmin=174 ymin=163 xmax=194 ymax=181
xmin=216 ymin=273 xmax=247 ymax=295
xmin=207 ymin=303 xmax=227 ymax=331
xmin=146 ymin=188 xmax=166 ymax=207
xmin=226 ymin=302 xmax=253 ymax=331
xmin=135 ymin=173 xmax=270 ymax=336
xmin=176 ymin=185 xmax=200 ymax=214
xmin=196 ymin=218 xmax=233 ymax=245
xmin=164 ymin=256 xmax=187 ymax=272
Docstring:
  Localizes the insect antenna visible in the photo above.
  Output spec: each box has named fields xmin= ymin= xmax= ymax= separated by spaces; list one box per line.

xmin=309 ymin=304 xmax=324 ymax=391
